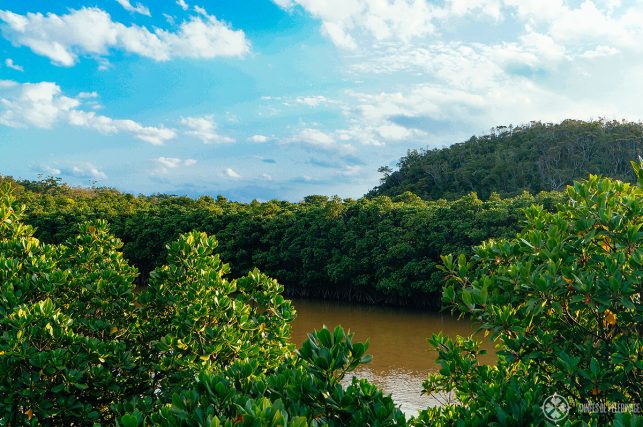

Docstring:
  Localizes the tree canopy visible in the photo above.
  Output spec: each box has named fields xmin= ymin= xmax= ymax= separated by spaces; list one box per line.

xmin=370 ymin=119 xmax=643 ymax=200
xmin=0 ymin=175 xmax=563 ymax=308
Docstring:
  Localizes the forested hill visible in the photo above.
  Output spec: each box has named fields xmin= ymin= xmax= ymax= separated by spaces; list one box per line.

xmin=369 ymin=119 xmax=643 ymax=200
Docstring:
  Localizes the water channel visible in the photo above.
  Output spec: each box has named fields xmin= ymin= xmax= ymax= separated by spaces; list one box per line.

xmin=290 ymin=298 xmax=496 ymax=415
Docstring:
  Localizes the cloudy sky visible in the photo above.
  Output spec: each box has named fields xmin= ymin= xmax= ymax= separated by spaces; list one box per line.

xmin=1 ymin=0 xmax=642 ymax=200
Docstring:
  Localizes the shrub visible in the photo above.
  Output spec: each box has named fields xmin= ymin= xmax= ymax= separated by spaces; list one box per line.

xmin=0 ymin=183 xmax=403 ymax=425
xmin=415 ymin=163 xmax=643 ymax=425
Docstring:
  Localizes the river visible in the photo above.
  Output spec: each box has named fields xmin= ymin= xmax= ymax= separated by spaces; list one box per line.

xmin=290 ymin=298 xmax=495 ymax=415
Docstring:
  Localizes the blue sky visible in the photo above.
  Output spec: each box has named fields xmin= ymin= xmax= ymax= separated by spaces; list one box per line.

xmin=1 ymin=0 xmax=642 ymax=201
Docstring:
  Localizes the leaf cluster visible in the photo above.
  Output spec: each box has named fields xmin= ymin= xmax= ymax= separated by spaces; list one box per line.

xmin=0 ymin=184 xmax=402 ymax=425
xmin=415 ymin=162 xmax=643 ymax=425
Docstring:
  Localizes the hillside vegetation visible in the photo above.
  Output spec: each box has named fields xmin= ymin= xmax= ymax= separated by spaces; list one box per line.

xmin=370 ymin=119 xmax=643 ymax=200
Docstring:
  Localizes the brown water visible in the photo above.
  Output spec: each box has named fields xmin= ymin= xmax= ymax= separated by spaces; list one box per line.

xmin=290 ymin=298 xmax=495 ymax=415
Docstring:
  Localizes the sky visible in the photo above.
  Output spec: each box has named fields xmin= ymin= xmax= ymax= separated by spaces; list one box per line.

xmin=1 ymin=0 xmax=643 ymax=201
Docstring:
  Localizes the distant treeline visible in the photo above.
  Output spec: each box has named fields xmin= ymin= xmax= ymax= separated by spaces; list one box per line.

xmin=1 ymin=177 xmax=563 ymax=308
xmin=370 ymin=119 xmax=643 ymax=200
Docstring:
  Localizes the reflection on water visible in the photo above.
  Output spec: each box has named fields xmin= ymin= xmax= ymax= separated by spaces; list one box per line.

xmin=290 ymin=298 xmax=495 ymax=415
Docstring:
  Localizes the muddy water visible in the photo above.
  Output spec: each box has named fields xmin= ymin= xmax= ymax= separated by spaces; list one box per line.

xmin=290 ymin=298 xmax=495 ymax=415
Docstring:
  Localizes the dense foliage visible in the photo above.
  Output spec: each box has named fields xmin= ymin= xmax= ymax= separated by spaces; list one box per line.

xmin=370 ymin=119 xmax=643 ymax=200
xmin=1 ymin=164 xmax=641 ymax=425
xmin=0 ymin=184 xmax=404 ymax=425
xmin=415 ymin=163 xmax=642 ymax=425
xmin=1 ymin=176 xmax=563 ymax=308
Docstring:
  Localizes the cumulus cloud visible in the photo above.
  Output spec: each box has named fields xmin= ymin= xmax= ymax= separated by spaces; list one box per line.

xmin=0 ymin=7 xmax=249 ymax=67
xmin=157 ymin=156 xmax=197 ymax=168
xmin=4 ymin=58 xmax=22 ymax=71
xmin=223 ymin=168 xmax=241 ymax=179
xmin=69 ymin=111 xmax=176 ymax=145
xmin=0 ymin=80 xmax=175 ymax=144
xmin=248 ymin=134 xmax=269 ymax=143
xmin=321 ymin=22 xmax=357 ymax=50
xmin=115 ymin=0 xmax=151 ymax=16
xmin=42 ymin=162 xmax=108 ymax=180
xmin=67 ymin=162 xmax=108 ymax=180
xmin=311 ymin=1 xmax=643 ymax=151
xmin=38 ymin=165 xmax=62 ymax=176
xmin=274 ymin=0 xmax=435 ymax=49
xmin=181 ymin=115 xmax=234 ymax=143
xmin=273 ymin=0 xmax=643 ymax=77
xmin=337 ymin=72 xmax=631 ymax=150
xmin=339 ymin=165 xmax=362 ymax=176
xmin=0 ymin=81 xmax=79 ymax=128
xmin=284 ymin=128 xmax=355 ymax=154
xmin=351 ymin=85 xmax=486 ymax=124
xmin=155 ymin=156 xmax=197 ymax=173
xmin=34 ymin=162 xmax=107 ymax=181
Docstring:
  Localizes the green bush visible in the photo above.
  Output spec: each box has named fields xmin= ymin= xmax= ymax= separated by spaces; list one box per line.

xmin=415 ymin=163 xmax=643 ymax=425
xmin=0 ymin=184 xmax=403 ymax=425
xmin=143 ymin=327 xmax=405 ymax=426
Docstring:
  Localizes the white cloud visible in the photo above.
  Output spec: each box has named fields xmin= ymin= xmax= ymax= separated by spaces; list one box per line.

xmin=274 ymin=0 xmax=643 ymax=67
xmin=77 ymin=91 xmax=98 ymax=99
xmin=155 ymin=156 xmax=197 ymax=173
xmin=579 ymin=45 xmax=619 ymax=59
xmin=261 ymin=173 xmax=273 ymax=181
xmin=291 ymin=95 xmax=335 ymax=107
xmin=65 ymin=162 xmax=108 ymax=180
xmin=273 ymin=0 xmax=435 ymax=49
xmin=333 ymin=84 xmax=490 ymax=146
xmin=115 ymin=0 xmax=151 ymax=16
xmin=39 ymin=165 xmax=62 ymax=176
xmin=68 ymin=111 xmax=175 ymax=145
xmin=285 ymin=128 xmax=355 ymax=154
xmin=181 ymin=115 xmax=234 ymax=143
xmin=37 ymin=162 xmax=107 ymax=180
xmin=249 ymin=134 xmax=269 ymax=143
xmin=297 ymin=128 xmax=335 ymax=148
xmin=321 ymin=22 xmax=357 ymax=50
xmin=176 ymin=0 xmax=189 ymax=11
xmin=337 ymin=68 xmax=637 ymax=150
xmin=0 ymin=80 xmax=175 ymax=144
xmin=340 ymin=165 xmax=362 ymax=176
xmin=4 ymin=58 xmax=22 ymax=71
xmin=163 ymin=13 xmax=175 ymax=26
xmin=0 ymin=7 xmax=249 ymax=67
xmin=327 ymin=0 xmax=643 ymax=149
xmin=158 ymin=157 xmax=181 ymax=168
xmin=223 ymin=168 xmax=241 ymax=179
xmin=0 ymin=81 xmax=79 ymax=128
